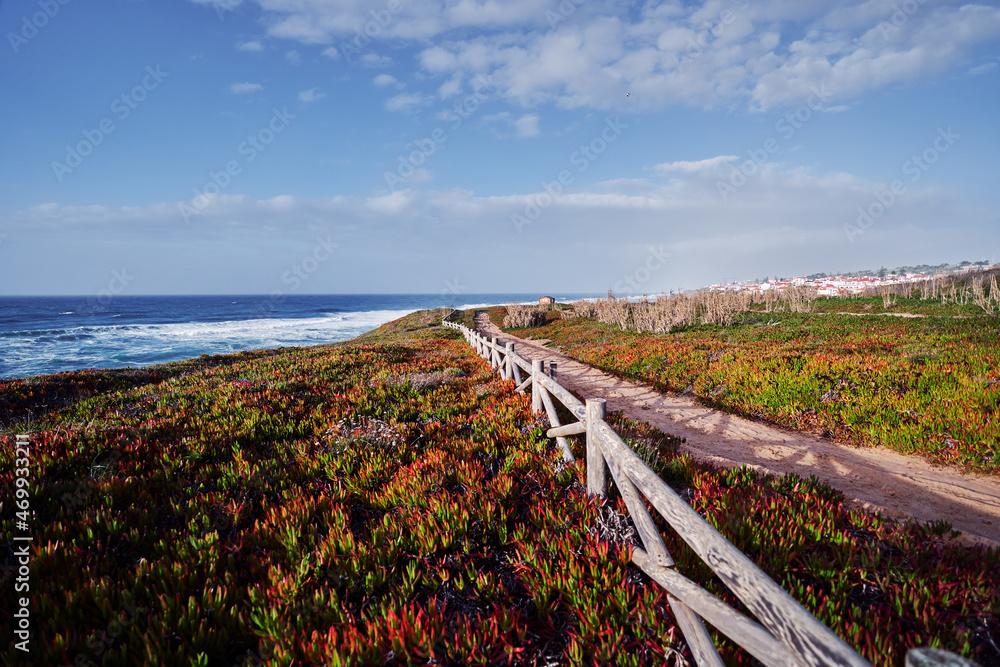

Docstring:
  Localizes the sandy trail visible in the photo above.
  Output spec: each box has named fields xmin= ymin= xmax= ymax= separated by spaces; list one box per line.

xmin=473 ymin=313 xmax=1000 ymax=547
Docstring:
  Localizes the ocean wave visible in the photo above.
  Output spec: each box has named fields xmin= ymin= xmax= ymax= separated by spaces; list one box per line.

xmin=0 ymin=309 xmax=420 ymax=378
xmin=0 ymin=295 xmax=601 ymax=378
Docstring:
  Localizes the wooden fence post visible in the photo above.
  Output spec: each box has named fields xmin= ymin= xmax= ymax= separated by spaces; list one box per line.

xmin=444 ymin=315 xmax=873 ymax=666
xmin=586 ymin=398 xmax=608 ymax=498
xmin=532 ymin=359 xmax=543 ymax=414
xmin=509 ymin=344 xmax=523 ymax=385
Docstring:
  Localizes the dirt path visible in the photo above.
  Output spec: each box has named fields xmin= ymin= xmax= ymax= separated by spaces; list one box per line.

xmin=473 ymin=313 xmax=1000 ymax=547
xmin=818 ymin=311 xmax=928 ymax=318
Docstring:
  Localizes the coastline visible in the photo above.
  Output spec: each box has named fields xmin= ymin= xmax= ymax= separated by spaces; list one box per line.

xmin=0 ymin=294 xmax=598 ymax=380
xmin=2 ymin=308 xmax=998 ymax=665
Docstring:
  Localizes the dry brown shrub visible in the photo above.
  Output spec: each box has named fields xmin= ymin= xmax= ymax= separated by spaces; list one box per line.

xmin=863 ymin=266 xmax=1000 ymax=312
xmin=782 ymin=285 xmax=818 ymax=313
xmin=566 ymin=285 xmax=816 ymax=333
xmin=502 ymin=303 xmax=547 ymax=328
xmin=564 ymin=300 xmax=598 ymax=319
xmin=638 ymin=294 xmax=696 ymax=333
xmin=592 ymin=294 xmax=633 ymax=331
xmin=971 ymin=275 xmax=1000 ymax=315
xmin=700 ymin=290 xmax=752 ymax=326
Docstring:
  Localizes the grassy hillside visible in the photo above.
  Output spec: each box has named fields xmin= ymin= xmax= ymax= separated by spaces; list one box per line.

xmin=1 ymin=311 xmax=998 ymax=665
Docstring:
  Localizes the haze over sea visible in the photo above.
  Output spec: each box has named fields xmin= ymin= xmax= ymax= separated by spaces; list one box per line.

xmin=0 ymin=294 xmax=597 ymax=379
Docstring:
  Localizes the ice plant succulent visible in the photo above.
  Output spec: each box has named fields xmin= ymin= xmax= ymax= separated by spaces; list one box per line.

xmin=489 ymin=305 xmax=1000 ymax=474
xmin=0 ymin=310 xmax=997 ymax=665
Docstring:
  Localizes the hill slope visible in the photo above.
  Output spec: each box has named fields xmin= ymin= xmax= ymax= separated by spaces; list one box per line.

xmin=1 ymin=311 xmax=997 ymax=665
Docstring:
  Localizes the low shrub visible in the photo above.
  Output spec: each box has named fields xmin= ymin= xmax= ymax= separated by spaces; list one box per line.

xmin=503 ymin=304 xmax=548 ymax=328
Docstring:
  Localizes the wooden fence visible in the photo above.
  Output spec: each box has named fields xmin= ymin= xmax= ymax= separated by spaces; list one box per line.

xmin=442 ymin=315 xmax=975 ymax=667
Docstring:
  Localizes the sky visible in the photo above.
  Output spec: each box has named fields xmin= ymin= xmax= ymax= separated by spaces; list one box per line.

xmin=0 ymin=0 xmax=998 ymax=296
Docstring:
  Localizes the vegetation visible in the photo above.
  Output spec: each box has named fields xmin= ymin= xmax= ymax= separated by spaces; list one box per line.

xmin=509 ymin=268 xmax=1000 ymax=339
xmin=357 ymin=308 xmax=457 ymax=339
xmin=502 ymin=304 xmax=549 ymax=329
xmin=1 ymin=311 xmax=998 ymax=665
xmin=486 ymin=295 xmax=1000 ymax=474
xmin=564 ymin=287 xmax=818 ymax=333
xmin=852 ymin=268 xmax=1000 ymax=316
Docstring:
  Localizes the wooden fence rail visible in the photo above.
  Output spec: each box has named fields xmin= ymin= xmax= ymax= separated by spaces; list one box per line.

xmin=441 ymin=315 xmax=973 ymax=667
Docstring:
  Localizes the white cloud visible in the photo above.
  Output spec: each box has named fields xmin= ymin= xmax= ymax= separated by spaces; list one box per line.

xmin=190 ymin=1 xmax=1000 ymax=112
xmin=482 ymin=111 xmax=511 ymax=124
xmin=365 ymin=190 xmax=419 ymax=215
xmin=236 ymin=40 xmax=263 ymax=52
xmin=298 ymin=88 xmax=325 ymax=103
xmin=481 ymin=111 xmax=540 ymax=138
xmin=407 ymin=168 xmax=433 ymax=185
xmin=514 ymin=114 xmax=540 ymax=138
xmin=385 ymin=92 xmax=432 ymax=113
xmin=189 ymin=0 xmax=243 ymax=10
xmin=6 ymin=160 xmax=992 ymax=293
xmin=438 ymin=75 xmax=463 ymax=98
xmin=285 ymin=49 xmax=302 ymax=65
xmin=654 ymin=156 xmax=739 ymax=173
xmin=321 ymin=46 xmax=339 ymax=59
xmin=360 ymin=53 xmax=392 ymax=68
xmin=373 ymin=74 xmax=399 ymax=88
xmin=229 ymin=82 xmax=263 ymax=94
xmin=203 ymin=0 xmax=544 ymax=44
xmin=747 ymin=4 xmax=1000 ymax=110
xmin=969 ymin=62 xmax=998 ymax=75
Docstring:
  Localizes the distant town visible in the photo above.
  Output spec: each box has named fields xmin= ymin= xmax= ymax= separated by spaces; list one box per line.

xmin=708 ymin=260 xmax=997 ymax=296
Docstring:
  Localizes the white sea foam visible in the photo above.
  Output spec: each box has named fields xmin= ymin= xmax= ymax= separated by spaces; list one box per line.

xmin=1 ymin=309 xmax=419 ymax=378
xmin=1 ymin=296 xmax=601 ymax=378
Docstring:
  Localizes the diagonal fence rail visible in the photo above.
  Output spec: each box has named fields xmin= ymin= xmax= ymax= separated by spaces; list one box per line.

xmin=442 ymin=314 xmax=975 ymax=667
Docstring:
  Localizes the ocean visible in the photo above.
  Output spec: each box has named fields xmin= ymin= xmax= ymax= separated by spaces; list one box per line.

xmin=0 ymin=294 xmax=598 ymax=379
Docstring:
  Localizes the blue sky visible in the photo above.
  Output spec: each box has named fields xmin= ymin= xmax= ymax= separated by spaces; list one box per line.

xmin=0 ymin=0 xmax=998 ymax=296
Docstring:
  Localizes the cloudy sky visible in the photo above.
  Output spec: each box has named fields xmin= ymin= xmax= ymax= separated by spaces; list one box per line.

xmin=1 ymin=0 xmax=997 ymax=296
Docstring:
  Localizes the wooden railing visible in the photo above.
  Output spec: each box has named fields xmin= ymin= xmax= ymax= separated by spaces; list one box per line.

xmin=442 ymin=315 xmax=977 ymax=667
